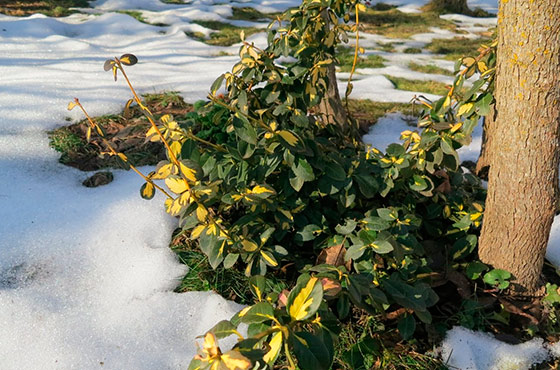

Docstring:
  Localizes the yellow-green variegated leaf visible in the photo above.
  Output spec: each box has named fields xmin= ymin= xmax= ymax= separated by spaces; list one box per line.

xmin=119 ymin=54 xmax=138 ymax=66
xmin=179 ymin=162 xmax=197 ymax=182
xmin=457 ymin=103 xmax=474 ymax=117
xmin=286 ymin=275 xmax=323 ymax=321
xmin=277 ymin=130 xmax=299 ymax=146
xmin=152 ymin=163 xmax=173 ymax=180
xmin=263 ymin=331 xmax=283 ymax=364
xmin=196 ymin=205 xmax=208 ymax=222
xmin=140 ymin=182 xmax=155 ymax=200
xmin=219 ymin=350 xmax=252 ymax=370
xmin=260 ymin=250 xmax=278 ymax=267
xmin=165 ymin=176 xmax=188 ymax=194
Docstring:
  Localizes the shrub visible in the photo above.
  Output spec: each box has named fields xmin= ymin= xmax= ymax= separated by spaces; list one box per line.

xmin=71 ymin=0 xmax=501 ymax=368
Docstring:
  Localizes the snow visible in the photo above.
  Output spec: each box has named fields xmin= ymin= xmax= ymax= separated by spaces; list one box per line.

xmin=2 ymin=0 xmax=555 ymax=369
xmin=441 ymin=327 xmax=552 ymax=370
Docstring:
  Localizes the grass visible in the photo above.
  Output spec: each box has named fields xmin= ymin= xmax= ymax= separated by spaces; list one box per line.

xmin=0 ymin=0 xmax=89 ymax=17
xmin=375 ymin=42 xmax=399 ymax=52
xmin=187 ymin=20 xmax=261 ymax=46
xmin=403 ymin=47 xmax=422 ymax=54
xmin=337 ymin=46 xmax=386 ymax=72
xmin=426 ymin=36 xmax=492 ymax=61
xmin=408 ymin=62 xmax=455 ymax=76
xmin=171 ymin=235 xmax=252 ymax=303
xmin=332 ymin=310 xmax=448 ymax=370
xmin=359 ymin=8 xmax=458 ymax=39
xmin=230 ymin=7 xmax=276 ymax=21
xmin=385 ymin=75 xmax=450 ymax=95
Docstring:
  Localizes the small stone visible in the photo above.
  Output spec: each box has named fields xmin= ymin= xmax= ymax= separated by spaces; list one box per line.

xmin=83 ymin=171 xmax=114 ymax=188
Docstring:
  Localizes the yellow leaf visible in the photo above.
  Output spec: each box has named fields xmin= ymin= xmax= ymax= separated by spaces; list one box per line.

xmin=277 ymin=130 xmax=298 ymax=146
xmin=146 ymin=126 xmax=160 ymax=142
xmin=141 ymin=182 xmax=155 ymax=199
xmin=457 ymin=103 xmax=474 ymax=117
xmin=67 ymin=101 xmax=77 ymax=111
xmin=152 ymin=163 xmax=173 ymax=180
xmin=170 ymin=141 xmax=182 ymax=158
xmin=450 ymin=122 xmax=463 ymax=133
xmin=442 ymin=95 xmax=451 ymax=109
xmin=191 ymin=225 xmax=206 ymax=239
xmin=160 ymin=114 xmax=172 ymax=124
xmin=179 ymin=162 xmax=197 ymax=182
xmin=202 ymin=332 xmax=220 ymax=358
xmin=250 ymin=185 xmax=274 ymax=195
xmin=241 ymin=240 xmax=258 ymax=252
xmin=462 ymin=57 xmax=476 ymax=67
xmin=196 ymin=206 xmax=208 ymax=222
xmin=289 ymin=277 xmax=319 ymax=321
xmin=237 ymin=306 xmax=251 ymax=317
xmin=477 ymin=61 xmax=488 ymax=73
xmin=260 ymin=250 xmax=278 ymax=267
xmin=220 ymin=350 xmax=252 ymax=370
xmin=356 ymin=3 xmax=367 ymax=12
xmin=165 ymin=177 xmax=188 ymax=194
xmin=263 ymin=331 xmax=283 ymax=364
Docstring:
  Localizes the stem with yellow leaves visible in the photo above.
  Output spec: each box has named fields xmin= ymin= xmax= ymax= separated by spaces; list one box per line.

xmin=72 ymin=98 xmax=173 ymax=199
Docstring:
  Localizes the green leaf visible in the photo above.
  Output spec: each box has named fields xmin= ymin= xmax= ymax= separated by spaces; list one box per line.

xmin=210 ymin=74 xmax=225 ymax=95
xmin=335 ymin=219 xmax=357 ymax=235
xmin=345 ymin=243 xmax=367 ymax=261
xmin=450 ymin=234 xmax=478 ymax=260
xmin=362 ymin=216 xmax=391 ymax=231
xmin=466 ymin=261 xmax=488 ymax=280
xmin=398 ymin=314 xmax=416 ymax=340
xmin=240 ymin=302 xmax=276 ymax=324
xmin=233 ymin=115 xmax=257 ymax=145
xmin=286 ymin=274 xmax=323 ymax=321
xmin=483 ymin=269 xmax=511 ymax=290
xmin=292 ymin=158 xmax=315 ymax=181
xmin=409 ymin=175 xmax=427 ymax=191
xmin=223 ymin=253 xmax=239 ymax=269
xmin=209 ymin=320 xmax=238 ymax=339
xmin=292 ymin=331 xmax=333 ymax=370
xmin=371 ymin=239 xmax=393 ymax=254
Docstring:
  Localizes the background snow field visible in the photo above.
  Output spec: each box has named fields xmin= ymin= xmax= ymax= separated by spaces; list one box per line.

xmin=1 ymin=0 xmax=556 ymax=369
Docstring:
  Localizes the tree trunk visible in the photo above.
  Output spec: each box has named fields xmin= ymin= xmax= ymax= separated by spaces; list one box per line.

xmin=475 ymin=104 xmax=496 ymax=179
xmin=317 ymin=9 xmax=347 ymax=129
xmin=478 ymin=0 xmax=560 ymax=295
xmin=317 ymin=62 xmax=347 ymax=128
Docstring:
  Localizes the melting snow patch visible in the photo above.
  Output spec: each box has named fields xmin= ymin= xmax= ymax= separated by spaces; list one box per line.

xmin=441 ymin=327 xmax=552 ymax=370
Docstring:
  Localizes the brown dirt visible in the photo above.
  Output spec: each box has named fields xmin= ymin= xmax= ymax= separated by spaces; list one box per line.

xmin=50 ymin=93 xmax=193 ymax=171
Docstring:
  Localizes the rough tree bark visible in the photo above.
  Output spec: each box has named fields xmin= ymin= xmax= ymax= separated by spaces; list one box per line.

xmin=478 ymin=0 xmax=560 ymax=295
xmin=317 ymin=9 xmax=347 ymax=129
xmin=317 ymin=63 xmax=347 ymax=127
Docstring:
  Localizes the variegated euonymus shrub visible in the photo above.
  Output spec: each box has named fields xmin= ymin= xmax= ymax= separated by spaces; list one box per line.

xmin=70 ymin=0 xmax=500 ymax=367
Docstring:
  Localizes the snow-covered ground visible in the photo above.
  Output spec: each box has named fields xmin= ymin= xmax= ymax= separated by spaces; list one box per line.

xmin=3 ymin=0 xmax=558 ymax=369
